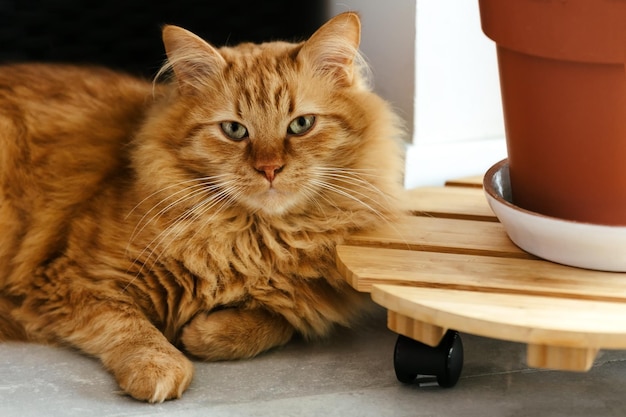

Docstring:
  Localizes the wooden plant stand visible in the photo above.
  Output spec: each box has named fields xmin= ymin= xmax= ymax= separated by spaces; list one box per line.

xmin=335 ymin=176 xmax=626 ymax=387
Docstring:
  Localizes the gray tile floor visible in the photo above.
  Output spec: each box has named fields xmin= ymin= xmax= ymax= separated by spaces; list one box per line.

xmin=2 ymin=303 xmax=626 ymax=417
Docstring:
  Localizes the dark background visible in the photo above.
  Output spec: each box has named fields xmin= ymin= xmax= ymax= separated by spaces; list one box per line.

xmin=0 ymin=1 xmax=327 ymax=77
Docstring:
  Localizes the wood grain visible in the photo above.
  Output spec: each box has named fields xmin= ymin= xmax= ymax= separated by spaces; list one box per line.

xmin=344 ymin=215 xmax=532 ymax=258
xmin=444 ymin=175 xmax=484 ymax=188
xmin=387 ymin=311 xmax=447 ymax=347
xmin=527 ymin=344 xmax=598 ymax=372
xmin=371 ymin=285 xmax=626 ymax=350
xmin=402 ymin=187 xmax=496 ymax=221
xmin=337 ymin=246 xmax=626 ymax=302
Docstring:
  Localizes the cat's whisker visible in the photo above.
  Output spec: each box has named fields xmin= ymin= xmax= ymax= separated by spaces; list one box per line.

xmin=126 ymin=176 xmax=234 ymax=249
xmin=182 ymin=186 xmax=246 ymax=250
xmin=300 ymin=185 xmax=331 ymax=218
xmin=309 ymin=179 xmax=389 ymax=223
xmin=129 ymin=177 xmax=235 ymax=276
xmin=315 ymin=177 xmax=389 ymax=215
xmin=314 ymin=168 xmax=394 ymax=204
xmin=315 ymin=169 xmax=383 ymax=185
xmin=315 ymin=166 xmax=381 ymax=176
xmin=129 ymin=181 xmax=242 ymax=282
xmin=126 ymin=177 xmax=230 ymax=246
xmin=300 ymin=183 xmax=340 ymax=217
xmin=313 ymin=168 xmax=412 ymax=250
xmin=127 ymin=183 xmax=213 ymax=254
xmin=309 ymin=178 xmax=412 ymax=252
xmin=125 ymin=175 xmax=230 ymax=220
xmin=134 ymin=200 xmax=235 ymax=283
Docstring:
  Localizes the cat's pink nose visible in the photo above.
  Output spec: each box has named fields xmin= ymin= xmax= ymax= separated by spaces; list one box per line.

xmin=256 ymin=164 xmax=284 ymax=182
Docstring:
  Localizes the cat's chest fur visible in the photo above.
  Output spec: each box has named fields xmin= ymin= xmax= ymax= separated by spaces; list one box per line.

xmin=122 ymin=207 xmax=349 ymax=339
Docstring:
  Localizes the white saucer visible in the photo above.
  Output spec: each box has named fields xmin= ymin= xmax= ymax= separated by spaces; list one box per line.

xmin=483 ymin=159 xmax=626 ymax=272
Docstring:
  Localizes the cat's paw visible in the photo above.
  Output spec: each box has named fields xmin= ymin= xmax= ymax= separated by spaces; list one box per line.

xmin=113 ymin=346 xmax=194 ymax=403
xmin=181 ymin=308 xmax=294 ymax=361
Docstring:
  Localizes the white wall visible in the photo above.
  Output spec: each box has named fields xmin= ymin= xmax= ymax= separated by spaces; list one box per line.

xmin=326 ymin=0 xmax=417 ymax=135
xmin=326 ymin=0 xmax=507 ymax=187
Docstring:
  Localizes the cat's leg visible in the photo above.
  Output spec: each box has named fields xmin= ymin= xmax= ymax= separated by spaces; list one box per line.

xmin=180 ymin=308 xmax=294 ymax=361
xmin=16 ymin=282 xmax=194 ymax=403
xmin=90 ymin=314 xmax=194 ymax=403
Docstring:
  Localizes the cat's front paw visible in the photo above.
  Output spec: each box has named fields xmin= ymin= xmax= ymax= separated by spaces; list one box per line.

xmin=112 ymin=346 xmax=194 ymax=403
xmin=181 ymin=308 xmax=294 ymax=361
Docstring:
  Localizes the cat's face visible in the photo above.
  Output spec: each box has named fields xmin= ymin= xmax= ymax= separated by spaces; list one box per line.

xmin=169 ymin=43 xmax=361 ymax=216
xmin=140 ymin=13 xmax=401 ymax=219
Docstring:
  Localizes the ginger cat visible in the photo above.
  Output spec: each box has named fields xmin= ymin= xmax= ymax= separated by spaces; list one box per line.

xmin=0 ymin=12 xmax=404 ymax=402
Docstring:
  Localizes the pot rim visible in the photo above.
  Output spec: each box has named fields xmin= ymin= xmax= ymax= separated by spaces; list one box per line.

xmin=478 ymin=0 xmax=626 ymax=64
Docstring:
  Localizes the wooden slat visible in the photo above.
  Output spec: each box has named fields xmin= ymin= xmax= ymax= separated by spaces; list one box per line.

xmin=402 ymin=187 xmax=496 ymax=221
xmin=444 ymin=175 xmax=484 ymax=188
xmin=336 ymin=246 xmax=626 ymax=303
xmin=371 ymin=285 xmax=626 ymax=351
xmin=344 ymin=215 xmax=532 ymax=259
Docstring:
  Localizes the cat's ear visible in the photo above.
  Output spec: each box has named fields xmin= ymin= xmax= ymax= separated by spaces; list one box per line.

xmin=298 ymin=12 xmax=361 ymax=86
xmin=161 ymin=25 xmax=226 ymax=92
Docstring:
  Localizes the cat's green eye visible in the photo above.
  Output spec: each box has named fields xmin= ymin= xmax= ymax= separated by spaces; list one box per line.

xmin=220 ymin=121 xmax=249 ymax=141
xmin=288 ymin=115 xmax=316 ymax=136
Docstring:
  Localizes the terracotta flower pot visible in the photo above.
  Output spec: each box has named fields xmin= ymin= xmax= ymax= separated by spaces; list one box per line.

xmin=478 ymin=0 xmax=626 ymax=226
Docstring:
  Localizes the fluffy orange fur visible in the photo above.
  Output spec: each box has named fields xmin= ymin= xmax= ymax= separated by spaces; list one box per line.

xmin=0 ymin=13 xmax=404 ymax=402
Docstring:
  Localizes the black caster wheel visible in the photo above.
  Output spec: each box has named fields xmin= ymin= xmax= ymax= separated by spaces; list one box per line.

xmin=393 ymin=330 xmax=463 ymax=388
